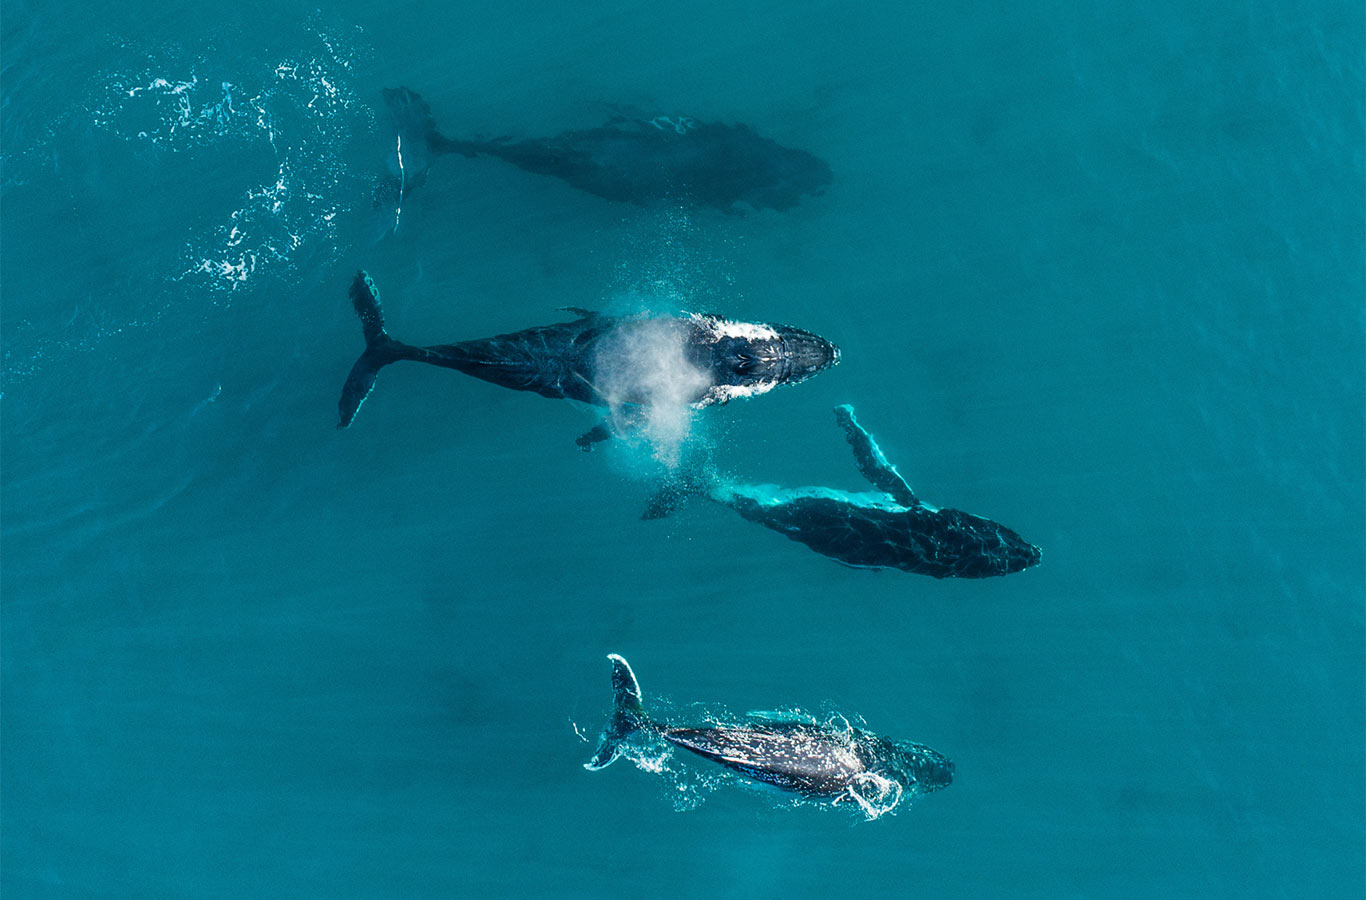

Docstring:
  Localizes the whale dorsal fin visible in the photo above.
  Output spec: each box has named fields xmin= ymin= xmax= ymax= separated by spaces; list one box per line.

xmin=833 ymin=405 xmax=919 ymax=507
xmin=557 ymin=306 xmax=601 ymax=319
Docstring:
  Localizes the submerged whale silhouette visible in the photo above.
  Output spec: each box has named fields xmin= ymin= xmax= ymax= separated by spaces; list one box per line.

xmin=647 ymin=405 xmax=1042 ymax=578
xmin=336 ymin=272 xmax=839 ymax=444
xmin=585 ymin=654 xmax=953 ymax=817
xmin=380 ymin=87 xmax=832 ymax=214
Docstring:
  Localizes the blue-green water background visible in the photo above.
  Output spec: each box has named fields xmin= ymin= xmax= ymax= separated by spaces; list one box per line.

xmin=3 ymin=0 xmax=1363 ymax=896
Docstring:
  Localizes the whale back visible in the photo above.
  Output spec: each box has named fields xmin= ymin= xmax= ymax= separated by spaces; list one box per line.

xmin=662 ymin=722 xmax=868 ymax=796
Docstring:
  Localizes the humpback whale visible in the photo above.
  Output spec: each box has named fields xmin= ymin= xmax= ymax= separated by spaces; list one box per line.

xmin=585 ymin=654 xmax=953 ymax=818
xmin=379 ymin=87 xmax=832 ymax=214
xmin=336 ymin=272 xmax=839 ymax=443
xmin=648 ymin=405 xmax=1042 ymax=578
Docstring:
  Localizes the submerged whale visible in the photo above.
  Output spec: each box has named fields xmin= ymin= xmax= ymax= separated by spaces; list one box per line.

xmin=380 ymin=87 xmax=832 ymax=214
xmin=648 ymin=405 xmax=1042 ymax=578
xmin=585 ymin=654 xmax=953 ymax=817
xmin=336 ymin=272 xmax=839 ymax=443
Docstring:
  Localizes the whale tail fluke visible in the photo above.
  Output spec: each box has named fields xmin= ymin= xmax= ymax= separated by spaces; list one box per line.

xmin=338 ymin=271 xmax=408 ymax=429
xmin=585 ymin=654 xmax=648 ymax=771
xmin=383 ymin=86 xmax=481 ymax=159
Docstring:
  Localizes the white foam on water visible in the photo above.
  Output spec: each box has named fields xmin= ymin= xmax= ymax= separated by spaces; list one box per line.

xmin=2 ymin=21 xmax=372 ymax=386
xmin=79 ymin=22 xmax=368 ymax=302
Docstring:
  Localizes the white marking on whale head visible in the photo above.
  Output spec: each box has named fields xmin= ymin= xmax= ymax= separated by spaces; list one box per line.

xmin=689 ymin=313 xmax=780 ymax=343
xmin=700 ymin=382 xmax=777 ymax=405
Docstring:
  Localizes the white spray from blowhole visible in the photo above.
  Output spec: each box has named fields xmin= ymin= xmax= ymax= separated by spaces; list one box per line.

xmin=591 ymin=206 xmax=736 ymax=472
xmin=590 ymin=300 xmax=712 ymax=469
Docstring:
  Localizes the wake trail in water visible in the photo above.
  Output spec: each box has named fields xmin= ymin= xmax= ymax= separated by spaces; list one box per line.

xmin=1 ymin=19 xmax=375 ymax=386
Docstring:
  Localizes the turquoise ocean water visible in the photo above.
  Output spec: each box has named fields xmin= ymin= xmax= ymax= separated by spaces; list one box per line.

xmin=3 ymin=0 xmax=1363 ymax=896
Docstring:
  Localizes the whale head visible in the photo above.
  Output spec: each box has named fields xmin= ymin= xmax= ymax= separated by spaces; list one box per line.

xmin=687 ymin=315 xmax=840 ymax=406
xmin=873 ymin=737 xmax=955 ymax=794
xmin=745 ymin=145 xmax=833 ymax=211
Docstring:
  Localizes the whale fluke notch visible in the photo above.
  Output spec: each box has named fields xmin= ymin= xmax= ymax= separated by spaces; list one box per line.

xmin=585 ymin=654 xmax=647 ymax=771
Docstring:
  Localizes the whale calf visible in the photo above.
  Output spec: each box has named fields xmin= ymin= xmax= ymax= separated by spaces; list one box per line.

xmin=379 ymin=87 xmax=832 ymax=214
xmin=585 ymin=654 xmax=953 ymax=818
xmin=336 ymin=272 xmax=839 ymax=444
xmin=648 ymin=405 xmax=1042 ymax=577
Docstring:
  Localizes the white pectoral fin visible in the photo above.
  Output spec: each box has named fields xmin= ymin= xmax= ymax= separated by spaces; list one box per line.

xmin=833 ymin=404 xmax=919 ymax=507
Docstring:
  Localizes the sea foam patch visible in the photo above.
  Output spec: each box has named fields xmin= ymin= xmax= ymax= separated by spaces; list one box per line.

xmin=2 ymin=22 xmax=373 ymax=386
xmin=82 ymin=23 xmax=370 ymax=295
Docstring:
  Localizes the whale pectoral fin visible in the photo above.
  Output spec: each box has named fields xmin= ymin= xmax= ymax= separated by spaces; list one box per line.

xmin=641 ymin=469 xmax=713 ymax=520
xmin=641 ymin=486 xmax=679 ymax=519
xmin=576 ymin=421 xmax=614 ymax=452
xmin=833 ymin=404 xmax=920 ymax=508
xmin=576 ymin=401 xmax=650 ymax=450
xmin=744 ymin=709 xmax=818 ymax=724
xmin=642 ymin=480 xmax=690 ymax=519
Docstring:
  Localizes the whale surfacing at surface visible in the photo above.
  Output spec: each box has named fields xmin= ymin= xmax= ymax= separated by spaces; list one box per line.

xmin=584 ymin=654 xmax=953 ymax=819
xmin=335 ymin=272 xmax=839 ymax=446
xmin=381 ymin=87 xmax=832 ymax=214
xmin=646 ymin=405 xmax=1042 ymax=577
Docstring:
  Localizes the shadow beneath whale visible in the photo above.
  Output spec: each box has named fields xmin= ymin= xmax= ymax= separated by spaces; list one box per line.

xmin=377 ymin=87 xmax=832 ymax=215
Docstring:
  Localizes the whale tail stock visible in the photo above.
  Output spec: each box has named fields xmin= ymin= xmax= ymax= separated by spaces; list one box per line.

xmin=584 ymin=654 xmax=648 ymax=771
xmin=337 ymin=271 xmax=411 ymax=428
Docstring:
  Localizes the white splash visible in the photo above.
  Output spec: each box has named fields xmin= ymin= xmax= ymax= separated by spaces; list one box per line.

xmin=842 ymin=772 xmax=905 ymax=821
xmin=690 ymin=313 xmax=779 ymax=343
xmin=592 ymin=318 xmax=710 ymax=467
xmin=703 ymin=382 xmax=772 ymax=404
xmin=2 ymin=21 xmax=371 ymax=388
xmin=392 ymin=133 xmax=405 ymax=234
xmin=84 ymin=28 xmax=365 ymax=295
